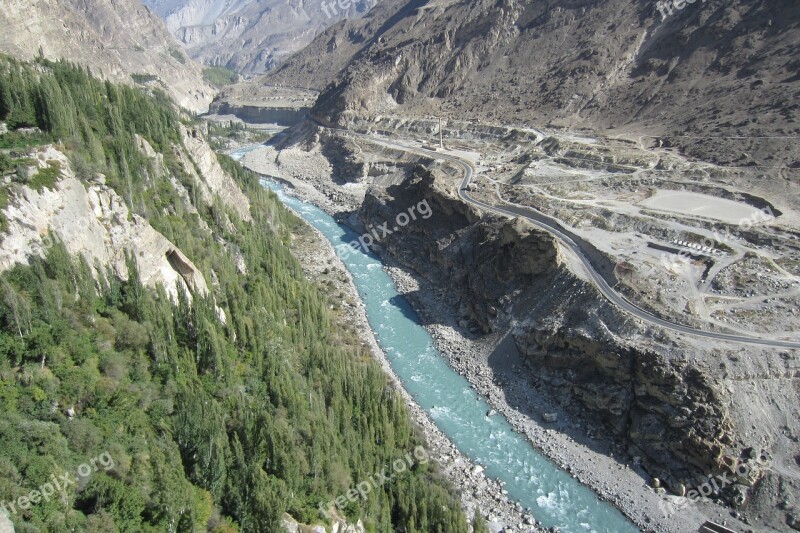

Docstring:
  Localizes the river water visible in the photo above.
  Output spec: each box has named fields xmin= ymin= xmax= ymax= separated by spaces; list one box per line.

xmin=232 ymin=147 xmax=640 ymax=533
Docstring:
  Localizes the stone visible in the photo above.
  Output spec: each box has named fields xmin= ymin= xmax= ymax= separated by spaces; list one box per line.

xmin=670 ymin=482 xmax=686 ymax=497
xmin=543 ymin=413 xmax=558 ymax=423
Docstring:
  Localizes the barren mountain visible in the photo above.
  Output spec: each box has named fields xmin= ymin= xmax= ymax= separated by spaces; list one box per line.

xmin=0 ymin=0 xmax=215 ymax=112
xmin=266 ymin=0 xmax=800 ymax=172
xmin=142 ymin=0 xmax=372 ymax=74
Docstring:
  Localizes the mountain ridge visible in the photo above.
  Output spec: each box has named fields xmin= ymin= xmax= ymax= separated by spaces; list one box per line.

xmin=0 ymin=0 xmax=215 ymax=113
xmin=264 ymin=0 xmax=800 ymax=173
xmin=143 ymin=0 xmax=372 ymax=74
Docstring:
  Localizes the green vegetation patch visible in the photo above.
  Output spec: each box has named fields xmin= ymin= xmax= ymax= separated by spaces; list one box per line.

xmin=0 ymin=130 xmax=51 ymax=149
xmin=29 ymin=160 xmax=61 ymax=191
xmin=208 ymin=121 xmax=274 ymax=150
xmin=202 ymin=66 xmax=239 ymax=88
xmin=131 ymin=73 xmax=158 ymax=84
xmin=168 ymin=47 xmax=187 ymax=64
xmin=0 ymin=54 xmax=470 ymax=533
xmin=0 ymin=152 xmax=12 ymax=174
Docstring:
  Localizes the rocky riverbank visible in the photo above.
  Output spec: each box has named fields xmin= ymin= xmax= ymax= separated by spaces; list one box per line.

xmin=238 ymin=143 xmax=753 ymax=533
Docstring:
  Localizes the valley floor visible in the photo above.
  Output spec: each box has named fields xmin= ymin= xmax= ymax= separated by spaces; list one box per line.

xmin=278 ymin=186 xmax=541 ymax=531
xmin=239 ymin=143 xmax=747 ymax=533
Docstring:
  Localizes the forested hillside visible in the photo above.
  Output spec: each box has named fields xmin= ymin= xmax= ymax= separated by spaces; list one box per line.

xmin=0 ymin=57 xmax=468 ymax=532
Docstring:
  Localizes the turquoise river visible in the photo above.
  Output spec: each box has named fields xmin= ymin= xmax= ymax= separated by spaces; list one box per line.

xmin=232 ymin=147 xmax=641 ymax=533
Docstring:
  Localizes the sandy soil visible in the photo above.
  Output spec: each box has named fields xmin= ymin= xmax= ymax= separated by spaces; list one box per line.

xmin=639 ymin=190 xmax=763 ymax=224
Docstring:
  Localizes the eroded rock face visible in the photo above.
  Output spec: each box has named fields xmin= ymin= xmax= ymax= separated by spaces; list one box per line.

xmin=359 ymin=165 xmax=735 ymax=487
xmin=142 ymin=0 xmax=369 ymax=75
xmin=0 ymin=146 xmax=208 ymax=303
xmin=282 ymin=512 xmax=364 ymax=533
xmin=179 ymin=124 xmax=252 ymax=221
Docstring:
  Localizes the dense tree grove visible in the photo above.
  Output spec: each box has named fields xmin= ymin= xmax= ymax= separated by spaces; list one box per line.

xmin=0 ymin=56 xmax=469 ymax=532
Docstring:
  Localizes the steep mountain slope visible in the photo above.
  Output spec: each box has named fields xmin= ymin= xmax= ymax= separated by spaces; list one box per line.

xmin=0 ymin=57 xmax=469 ymax=533
xmin=0 ymin=0 xmax=214 ymax=113
xmin=268 ymin=0 xmax=800 ymax=170
xmin=142 ymin=0 xmax=372 ymax=74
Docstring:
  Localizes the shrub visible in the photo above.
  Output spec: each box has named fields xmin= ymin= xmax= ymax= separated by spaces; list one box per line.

xmin=29 ymin=161 xmax=60 ymax=191
xmin=131 ymin=73 xmax=158 ymax=84
xmin=168 ymin=48 xmax=187 ymax=64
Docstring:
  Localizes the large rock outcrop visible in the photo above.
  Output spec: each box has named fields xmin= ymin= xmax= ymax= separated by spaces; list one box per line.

xmin=178 ymin=124 xmax=252 ymax=221
xmin=359 ymin=165 xmax=739 ymax=492
xmin=0 ymin=146 xmax=209 ymax=302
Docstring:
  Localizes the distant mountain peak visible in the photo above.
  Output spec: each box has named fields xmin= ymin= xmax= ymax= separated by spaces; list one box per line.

xmin=0 ymin=0 xmax=215 ymax=113
xmin=142 ymin=0 xmax=371 ymax=75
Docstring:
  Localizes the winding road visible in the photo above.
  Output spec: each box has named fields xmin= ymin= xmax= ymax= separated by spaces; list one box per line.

xmin=318 ymin=120 xmax=800 ymax=350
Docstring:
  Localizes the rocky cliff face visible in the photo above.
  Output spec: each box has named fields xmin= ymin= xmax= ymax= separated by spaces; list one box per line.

xmin=142 ymin=0 xmax=370 ymax=75
xmin=0 ymin=145 xmax=210 ymax=303
xmin=268 ymin=0 xmax=800 ymax=171
xmin=0 ymin=122 xmax=251 ymax=308
xmin=0 ymin=0 xmax=215 ymax=113
xmin=178 ymin=124 xmax=252 ymax=221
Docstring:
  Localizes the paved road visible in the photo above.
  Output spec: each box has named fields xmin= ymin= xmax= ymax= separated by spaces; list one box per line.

xmin=320 ymin=121 xmax=800 ymax=349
